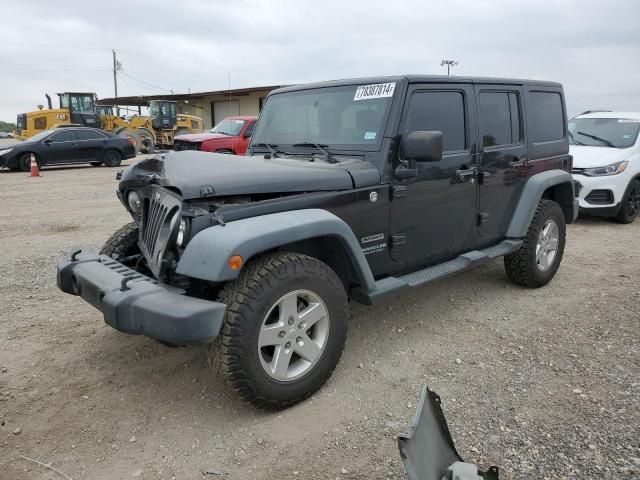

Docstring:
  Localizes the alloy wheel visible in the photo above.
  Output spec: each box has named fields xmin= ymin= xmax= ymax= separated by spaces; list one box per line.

xmin=536 ymin=219 xmax=559 ymax=271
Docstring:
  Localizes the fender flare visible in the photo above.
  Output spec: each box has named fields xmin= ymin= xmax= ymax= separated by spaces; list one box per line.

xmin=506 ymin=169 xmax=577 ymax=238
xmin=175 ymin=209 xmax=377 ymax=290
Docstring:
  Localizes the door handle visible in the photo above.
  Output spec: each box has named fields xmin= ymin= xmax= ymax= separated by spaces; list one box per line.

xmin=455 ymin=168 xmax=476 ymax=181
xmin=509 ymin=158 xmax=527 ymax=168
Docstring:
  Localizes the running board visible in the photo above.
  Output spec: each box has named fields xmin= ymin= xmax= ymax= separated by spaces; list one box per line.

xmin=352 ymin=239 xmax=522 ymax=305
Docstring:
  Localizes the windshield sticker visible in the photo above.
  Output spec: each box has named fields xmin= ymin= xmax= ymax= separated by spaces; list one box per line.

xmin=364 ymin=131 xmax=377 ymax=140
xmin=618 ymin=119 xmax=640 ymax=123
xmin=354 ymin=82 xmax=396 ymax=101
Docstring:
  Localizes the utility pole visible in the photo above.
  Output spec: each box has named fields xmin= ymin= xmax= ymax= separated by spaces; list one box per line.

xmin=112 ymin=49 xmax=118 ymax=97
xmin=441 ymin=59 xmax=459 ymax=75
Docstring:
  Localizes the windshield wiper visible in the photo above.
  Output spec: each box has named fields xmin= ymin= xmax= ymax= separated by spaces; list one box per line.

xmin=292 ymin=142 xmax=338 ymax=163
xmin=252 ymin=142 xmax=282 ymax=158
xmin=577 ymin=131 xmax=616 ymax=148
xmin=568 ymin=130 xmax=585 ymax=146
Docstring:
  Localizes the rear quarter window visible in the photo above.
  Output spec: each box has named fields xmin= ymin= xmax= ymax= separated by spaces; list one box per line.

xmin=529 ymin=91 xmax=565 ymax=143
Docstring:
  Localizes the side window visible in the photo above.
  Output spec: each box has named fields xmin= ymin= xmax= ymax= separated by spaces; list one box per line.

xmin=244 ymin=121 xmax=256 ymax=137
xmin=76 ymin=129 xmax=106 ymax=140
xmin=479 ymin=91 xmax=521 ymax=148
xmin=50 ymin=130 xmax=77 ymax=142
xmin=529 ymin=91 xmax=564 ymax=142
xmin=404 ymin=91 xmax=466 ymax=152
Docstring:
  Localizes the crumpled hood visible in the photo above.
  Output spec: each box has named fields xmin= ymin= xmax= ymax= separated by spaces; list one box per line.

xmin=120 ymin=150 xmax=380 ymax=199
xmin=570 ymin=145 xmax=634 ymax=168
xmin=175 ymin=132 xmax=229 ymax=142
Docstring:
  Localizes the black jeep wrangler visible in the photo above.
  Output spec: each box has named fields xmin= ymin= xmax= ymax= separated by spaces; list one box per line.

xmin=58 ymin=76 xmax=578 ymax=409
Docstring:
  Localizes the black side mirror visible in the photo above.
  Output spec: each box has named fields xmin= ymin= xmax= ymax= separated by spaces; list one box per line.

xmin=401 ymin=131 xmax=443 ymax=162
xmin=44 ymin=139 xmax=52 ymax=145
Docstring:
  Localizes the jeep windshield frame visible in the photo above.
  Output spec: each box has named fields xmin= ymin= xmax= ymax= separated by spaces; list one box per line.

xmin=250 ymin=83 xmax=397 ymax=153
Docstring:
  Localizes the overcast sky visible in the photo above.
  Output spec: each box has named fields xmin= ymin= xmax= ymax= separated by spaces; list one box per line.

xmin=1 ymin=0 xmax=639 ymax=122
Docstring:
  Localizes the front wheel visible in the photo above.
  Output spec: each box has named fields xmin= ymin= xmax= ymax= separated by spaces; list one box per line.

xmin=504 ymin=199 xmax=566 ymax=288
xmin=614 ymin=178 xmax=640 ymax=224
xmin=19 ymin=153 xmax=38 ymax=172
xmin=211 ymin=252 xmax=349 ymax=410
xmin=99 ymin=222 xmax=140 ymax=262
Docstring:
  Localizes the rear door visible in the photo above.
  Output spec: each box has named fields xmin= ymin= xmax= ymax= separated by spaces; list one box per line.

xmin=475 ymin=85 xmax=527 ymax=238
xmin=42 ymin=130 xmax=81 ymax=164
xmin=75 ymin=129 xmax=108 ymax=162
xmin=389 ymin=84 xmax=478 ymax=263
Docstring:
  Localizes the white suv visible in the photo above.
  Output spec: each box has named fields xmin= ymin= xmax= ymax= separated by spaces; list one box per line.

xmin=569 ymin=111 xmax=640 ymax=223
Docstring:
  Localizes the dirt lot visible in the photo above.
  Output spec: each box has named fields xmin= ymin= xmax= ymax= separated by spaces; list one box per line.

xmin=0 ymin=153 xmax=638 ymax=480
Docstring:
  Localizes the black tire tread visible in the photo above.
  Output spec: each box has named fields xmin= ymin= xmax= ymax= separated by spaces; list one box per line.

xmin=504 ymin=199 xmax=565 ymax=288
xmin=99 ymin=222 xmax=139 ymax=260
xmin=614 ymin=178 xmax=640 ymax=224
xmin=211 ymin=252 xmax=347 ymax=410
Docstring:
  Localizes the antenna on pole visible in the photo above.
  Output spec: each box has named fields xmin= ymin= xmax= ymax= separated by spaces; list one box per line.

xmin=440 ymin=59 xmax=459 ymax=76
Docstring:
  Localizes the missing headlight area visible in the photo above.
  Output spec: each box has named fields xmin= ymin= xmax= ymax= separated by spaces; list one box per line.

xmin=399 ymin=386 xmax=500 ymax=480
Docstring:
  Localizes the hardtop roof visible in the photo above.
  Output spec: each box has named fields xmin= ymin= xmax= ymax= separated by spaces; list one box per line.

xmin=271 ymin=75 xmax=562 ymax=95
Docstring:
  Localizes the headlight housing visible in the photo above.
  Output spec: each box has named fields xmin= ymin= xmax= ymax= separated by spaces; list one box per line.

xmin=127 ymin=190 xmax=142 ymax=214
xmin=0 ymin=148 xmax=13 ymax=156
xmin=582 ymin=161 xmax=628 ymax=177
xmin=176 ymin=218 xmax=188 ymax=247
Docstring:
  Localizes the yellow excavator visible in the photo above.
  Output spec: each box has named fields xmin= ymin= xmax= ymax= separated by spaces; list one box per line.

xmin=16 ymin=94 xmax=203 ymax=152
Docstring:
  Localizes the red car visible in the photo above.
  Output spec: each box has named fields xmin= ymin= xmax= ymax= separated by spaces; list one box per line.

xmin=173 ymin=115 xmax=258 ymax=154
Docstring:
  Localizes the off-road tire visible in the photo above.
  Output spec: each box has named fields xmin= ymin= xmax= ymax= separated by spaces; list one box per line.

xmin=99 ymin=222 xmax=140 ymax=261
xmin=504 ymin=199 xmax=566 ymax=288
xmin=102 ymin=149 xmax=122 ymax=167
xmin=18 ymin=153 xmax=39 ymax=172
xmin=210 ymin=252 xmax=349 ymax=410
xmin=614 ymin=178 xmax=640 ymax=224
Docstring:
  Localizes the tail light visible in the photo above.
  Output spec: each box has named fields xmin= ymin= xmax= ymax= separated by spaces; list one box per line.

xmin=127 ymin=137 xmax=136 ymax=146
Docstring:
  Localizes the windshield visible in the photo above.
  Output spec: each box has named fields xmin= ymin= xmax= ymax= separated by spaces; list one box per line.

xmin=212 ymin=118 xmax=247 ymax=136
xmin=26 ymin=129 xmax=57 ymax=143
xmin=251 ymin=83 xmax=395 ymax=150
xmin=568 ymin=118 xmax=640 ymax=148
xmin=70 ymin=95 xmax=95 ymax=113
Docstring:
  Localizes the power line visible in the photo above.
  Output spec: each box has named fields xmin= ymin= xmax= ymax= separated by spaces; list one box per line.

xmin=119 ymin=71 xmax=173 ymax=93
xmin=0 ymin=41 xmax=111 ymax=51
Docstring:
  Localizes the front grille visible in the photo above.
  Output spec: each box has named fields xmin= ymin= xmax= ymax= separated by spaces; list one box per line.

xmin=585 ymin=189 xmax=614 ymax=205
xmin=174 ymin=140 xmax=202 ymax=151
xmin=139 ymin=186 xmax=182 ymax=278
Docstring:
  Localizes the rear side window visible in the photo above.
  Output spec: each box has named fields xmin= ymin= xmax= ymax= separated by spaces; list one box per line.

xmin=529 ymin=91 xmax=565 ymax=142
xmin=50 ymin=130 xmax=77 ymax=142
xmin=404 ymin=91 xmax=466 ymax=152
xmin=76 ymin=129 xmax=106 ymax=140
xmin=479 ymin=92 xmax=521 ymax=147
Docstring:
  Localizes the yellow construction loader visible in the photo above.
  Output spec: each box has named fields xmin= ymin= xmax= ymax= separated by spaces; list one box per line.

xmin=96 ymin=100 xmax=203 ymax=152
xmin=16 ymin=94 xmax=203 ymax=152
xmin=15 ymin=92 xmax=102 ymax=140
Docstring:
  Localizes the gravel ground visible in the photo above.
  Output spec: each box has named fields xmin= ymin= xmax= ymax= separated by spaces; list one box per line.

xmin=0 ymin=157 xmax=638 ymax=480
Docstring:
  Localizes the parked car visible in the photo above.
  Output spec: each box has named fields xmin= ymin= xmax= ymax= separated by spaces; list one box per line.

xmin=569 ymin=111 xmax=640 ymax=223
xmin=173 ymin=115 xmax=258 ymax=154
xmin=0 ymin=132 xmax=13 ymax=139
xmin=58 ymin=75 xmax=577 ymax=409
xmin=0 ymin=127 xmax=136 ymax=171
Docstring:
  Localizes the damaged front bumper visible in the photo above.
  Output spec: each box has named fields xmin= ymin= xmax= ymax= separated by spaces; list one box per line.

xmin=56 ymin=247 xmax=226 ymax=345
xmin=399 ymin=386 xmax=499 ymax=480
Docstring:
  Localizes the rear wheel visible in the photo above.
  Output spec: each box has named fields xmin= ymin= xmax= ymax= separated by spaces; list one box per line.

xmin=504 ymin=199 xmax=566 ymax=288
xmin=210 ymin=252 xmax=349 ymax=410
xmin=102 ymin=149 xmax=122 ymax=167
xmin=614 ymin=179 xmax=640 ymax=224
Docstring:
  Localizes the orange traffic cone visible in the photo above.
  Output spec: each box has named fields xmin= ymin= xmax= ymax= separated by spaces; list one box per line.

xmin=29 ymin=154 xmax=40 ymax=177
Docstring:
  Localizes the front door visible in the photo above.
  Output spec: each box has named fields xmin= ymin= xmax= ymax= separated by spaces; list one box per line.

xmin=475 ymin=86 xmax=527 ymax=238
xmin=390 ymin=84 xmax=478 ymax=263
xmin=43 ymin=130 xmax=82 ymax=164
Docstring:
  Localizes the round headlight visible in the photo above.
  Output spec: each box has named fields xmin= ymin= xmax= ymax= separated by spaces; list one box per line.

xmin=127 ymin=191 xmax=141 ymax=214
xmin=176 ymin=218 xmax=187 ymax=247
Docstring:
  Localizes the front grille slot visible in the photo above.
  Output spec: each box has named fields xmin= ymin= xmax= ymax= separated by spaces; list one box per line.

xmin=139 ymin=187 xmax=182 ymax=279
xmin=174 ymin=140 xmax=202 ymax=151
